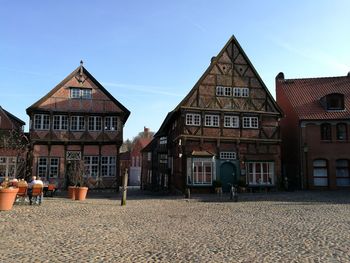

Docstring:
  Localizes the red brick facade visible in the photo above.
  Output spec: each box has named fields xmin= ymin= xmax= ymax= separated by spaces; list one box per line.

xmin=276 ymin=72 xmax=350 ymax=189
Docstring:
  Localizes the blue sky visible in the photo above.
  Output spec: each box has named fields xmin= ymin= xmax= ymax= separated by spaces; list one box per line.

xmin=1 ymin=0 xmax=350 ymax=140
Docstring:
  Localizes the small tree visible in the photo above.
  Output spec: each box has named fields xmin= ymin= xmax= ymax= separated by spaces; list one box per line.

xmin=66 ymin=160 xmax=85 ymax=187
xmin=0 ymin=129 xmax=28 ymax=179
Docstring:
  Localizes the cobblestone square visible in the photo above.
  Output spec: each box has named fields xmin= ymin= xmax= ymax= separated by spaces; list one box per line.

xmin=1 ymin=191 xmax=350 ymax=262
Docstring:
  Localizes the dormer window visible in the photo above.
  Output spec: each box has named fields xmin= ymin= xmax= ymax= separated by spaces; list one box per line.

xmin=321 ymin=93 xmax=344 ymax=111
xmin=70 ymin=88 xmax=92 ymax=99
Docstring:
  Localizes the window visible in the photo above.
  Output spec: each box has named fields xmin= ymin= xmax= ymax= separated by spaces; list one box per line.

xmin=321 ymin=123 xmax=331 ymax=140
xmin=37 ymin=158 xmax=48 ymax=178
xmin=243 ymin=117 xmax=258 ymax=128
xmin=224 ymin=116 xmax=239 ymax=128
xmin=216 ymin=86 xmax=232 ymax=96
xmin=205 ymin=115 xmax=219 ymax=127
xmin=160 ymin=137 xmax=167 ymax=145
xmin=104 ymin=116 xmax=117 ymax=131
xmin=336 ymin=159 xmax=350 ymax=186
xmin=147 ymin=152 xmax=152 ymax=161
xmin=49 ymin=158 xmax=59 ymax=178
xmin=326 ymin=93 xmax=344 ymax=110
xmin=336 ymin=123 xmax=347 ymax=140
xmin=71 ymin=116 xmax=85 ymax=131
xmin=84 ymin=156 xmax=99 ymax=177
xmin=101 ymin=156 xmax=116 ymax=177
xmin=88 ymin=116 xmax=102 ymax=131
xmin=34 ymin=114 xmax=50 ymax=130
xmin=220 ymin=152 xmax=236 ymax=160
xmin=53 ymin=115 xmax=68 ymax=130
xmin=186 ymin=113 xmax=201 ymax=126
xmin=37 ymin=157 xmax=59 ymax=178
xmin=189 ymin=159 xmax=213 ymax=185
xmin=233 ymin=87 xmax=249 ymax=97
xmin=70 ymin=88 xmax=92 ymax=99
xmin=216 ymin=86 xmax=224 ymax=96
xmin=247 ymin=162 xmax=274 ymax=185
xmin=159 ymin=154 xmax=168 ymax=164
xmin=0 ymin=157 xmax=16 ymax=178
xmin=313 ymin=159 xmax=328 ymax=186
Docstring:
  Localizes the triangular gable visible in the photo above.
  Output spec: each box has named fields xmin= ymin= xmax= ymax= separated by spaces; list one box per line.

xmin=0 ymin=106 xmax=25 ymax=130
xmin=174 ymin=35 xmax=283 ymax=115
xmin=26 ymin=64 xmax=130 ymax=123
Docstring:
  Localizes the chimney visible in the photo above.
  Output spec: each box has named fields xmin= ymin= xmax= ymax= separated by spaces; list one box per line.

xmin=347 ymin=72 xmax=350 ymax=77
xmin=276 ymin=72 xmax=285 ymax=80
xmin=211 ymin=56 xmax=217 ymax=64
xmin=144 ymin=126 xmax=149 ymax=136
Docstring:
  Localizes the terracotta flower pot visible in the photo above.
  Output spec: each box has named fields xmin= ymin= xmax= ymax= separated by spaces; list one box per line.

xmin=68 ymin=186 xmax=76 ymax=200
xmin=0 ymin=188 xmax=19 ymax=211
xmin=75 ymin=187 xmax=88 ymax=201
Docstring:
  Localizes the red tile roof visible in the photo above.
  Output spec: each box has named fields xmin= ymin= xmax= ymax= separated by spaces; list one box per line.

xmin=277 ymin=75 xmax=350 ymax=120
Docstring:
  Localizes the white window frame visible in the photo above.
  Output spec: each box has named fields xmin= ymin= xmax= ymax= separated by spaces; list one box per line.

xmin=88 ymin=116 xmax=102 ymax=131
xmin=216 ymin=86 xmax=224 ymax=96
xmin=49 ymin=158 xmax=59 ymax=178
xmin=247 ymin=162 xmax=274 ymax=185
xmin=188 ymin=158 xmax=213 ymax=186
xmin=220 ymin=152 xmax=236 ymax=160
xmin=84 ymin=156 xmax=99 ymax=177
xmin=233 ymin=87 xmax=249 ymax=97
xmin=104 ymin=116 xmax=117 ymax=131
xmin=53 ymin=115 xmax=68 ymax=130
xmin=101 ymin=156 xmax=116 ymax=177
xmin=160 ymin=137 xmax=167 ymax=145
xmin=224 ymin=116 xmax=239 ymax=128
xmin=37 ymin=157 xmax=48 ymax=178
xmin=216 ymin=86 xmax=232 ymax=97
xmin=0 ymin=157 xmax=17 ymax=178
xmin=313 ymin=159 xmax=328 ymax=186
xmin=70 ymin=88 xmax=92 ymax=99
xmin=34 ymin=114 xmax=50 ymax=130
xmin=205 ymin=115 xmax=219 ymax=127
xmin=37 ymin=157 xmax=59 ymax=179
xmin=186 ymin=113 xmax=201 ymax=126
xmin=243 ymin=117 xmax=258 ymax=129
xmin=71 ymin=116 xmax=85 ymax=131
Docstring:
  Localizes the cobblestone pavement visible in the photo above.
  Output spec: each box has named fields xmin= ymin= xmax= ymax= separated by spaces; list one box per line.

xmin=1 ymin=190 xmax=350 ymax=262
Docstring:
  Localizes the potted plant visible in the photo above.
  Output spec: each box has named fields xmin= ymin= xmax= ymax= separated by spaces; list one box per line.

xmin=67 ymin=160 xmax=88 ymax=201
xmin=212 ymin=179 xmax=223 ymax=194
xmin=0 ymin=177 xmax=19 ymax=211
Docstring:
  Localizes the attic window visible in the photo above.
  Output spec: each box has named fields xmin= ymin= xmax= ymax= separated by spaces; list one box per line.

xmin=321 ymin=93 xmax=344 ymax=111
xmin=70 ymin=88 xmax=92 ymax=99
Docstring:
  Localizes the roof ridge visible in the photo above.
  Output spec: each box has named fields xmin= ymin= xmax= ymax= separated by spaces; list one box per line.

xmin=283 ymin=75 xmax=348 ymax=82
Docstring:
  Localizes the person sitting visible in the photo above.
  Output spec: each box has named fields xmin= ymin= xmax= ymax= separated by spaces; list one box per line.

xmin=28 ymin=176 xmax=44 ymax=205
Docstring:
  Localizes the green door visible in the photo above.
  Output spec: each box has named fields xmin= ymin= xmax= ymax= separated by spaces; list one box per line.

xmin=220 ymin=162 xmax=236 ymax=193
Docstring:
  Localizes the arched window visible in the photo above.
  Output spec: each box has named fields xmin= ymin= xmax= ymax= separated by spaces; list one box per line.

xmin=313 ymin=159 xmax=328 ymax=186
xmin=336 ymin=123 xmax=347 ymax=140
xmin=336 ymin=159 xmax=350 ymax=186
xmin=320 ymin=123 xmax=332 ymax=140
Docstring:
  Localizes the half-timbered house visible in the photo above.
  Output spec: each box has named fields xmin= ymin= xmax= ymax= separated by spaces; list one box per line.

xmin=26 ymin=62 xmax=130 ymax=189
xmin=0 ymin=106 xmax=27 ymax=180
xmin=143 ymin=36 xmax=282 ymax=193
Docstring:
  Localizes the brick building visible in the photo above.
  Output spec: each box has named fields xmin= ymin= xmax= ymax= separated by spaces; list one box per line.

xmin=26 ymin=62 xmax=130 ymax=189
xmin=0 ymin=106 xmax=26 ymax=179
xmin=276 ymin=72 xmax=350 ymax=190
xmin=142 ymin=36 xmax=282 ymax=193
xmin=129 ymin=127 xmax=152 ymax=186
